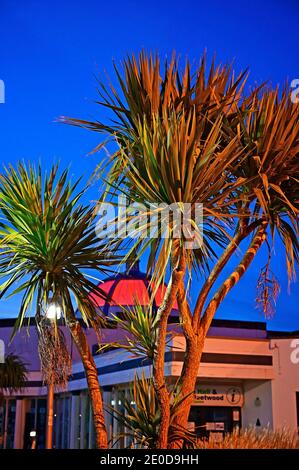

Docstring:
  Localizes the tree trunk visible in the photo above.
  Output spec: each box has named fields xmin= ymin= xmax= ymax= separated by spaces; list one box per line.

xmin=68 ymin=319 xmax=108 ymax=449
xmin=153 ymin=301 xmax=172 ymax=449
xmin=168 ymin=334 xmax=203 ymax=448
xmin=153 ymin=250 xmax=186 ymax=449
xmin=169 ymin=223 xmax=267 ymax=448
xmin=192 ymin=221 xmax=260 ymax=330
xmin=45 ymin=382 xmax=54 ymax=449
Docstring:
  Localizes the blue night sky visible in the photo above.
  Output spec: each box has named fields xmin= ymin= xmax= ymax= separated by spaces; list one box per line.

xmin=0 ymin=0 xmax=298 ymax=330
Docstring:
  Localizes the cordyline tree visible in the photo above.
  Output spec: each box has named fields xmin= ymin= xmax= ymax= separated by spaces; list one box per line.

xmin=61 ymin=52 xmax=299 ymax=448
xmin=0 ymin=353 xmax=27 ymax=403
xmin=0 ymin=353 xmax=27 ymax=448
xmin=0 ymin=164 xmax=120 ymax=448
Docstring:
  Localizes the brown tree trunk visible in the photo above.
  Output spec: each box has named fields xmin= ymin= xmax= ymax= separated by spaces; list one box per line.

xmin=154 ymin=250 xmax=186 ymax=449
xmin=192 ymin=220 xmax=261 ymax=329
xmin=67 ymin=319 xmax=108 ymax=449
xmin=45 ymin=382 xmax=54 ymax=449
xmin=201 ymin=223 xmax=267 ymax=331
xmin=169 ymin=223 xmax=267 ymax=448
xmin=168 ymin=333 xmax=204 ymax=449
xmin=153 ymin=286 xmax=174 ymax=449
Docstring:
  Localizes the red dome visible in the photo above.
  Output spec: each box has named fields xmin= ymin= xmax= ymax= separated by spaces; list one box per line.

xmin=90 ymin=270 xmax=178 ymax=316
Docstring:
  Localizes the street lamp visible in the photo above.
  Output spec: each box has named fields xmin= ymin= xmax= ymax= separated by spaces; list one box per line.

xmin=46 ymin=301 xmax=62 ymax=321
xmin=45 ymin=299 xmax=62 ymax=449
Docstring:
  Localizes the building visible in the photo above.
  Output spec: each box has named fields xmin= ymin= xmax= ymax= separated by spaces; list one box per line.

xmin=0 ymin=265 xmax=298 ymax=448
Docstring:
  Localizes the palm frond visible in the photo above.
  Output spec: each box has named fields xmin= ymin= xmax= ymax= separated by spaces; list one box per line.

xmin=0 ymin=353 xmax=27 ymax=393
xmin=107 ymin=372 xmax=196 ymax=449
xmin=0 ymin=162 xmax=121 ymax=336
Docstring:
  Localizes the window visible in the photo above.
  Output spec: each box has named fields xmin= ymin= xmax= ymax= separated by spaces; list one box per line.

xmin=53 ymin=394 xmax=71 ymax=449
xmin=0 ymin=399 xmax=16 ymax=449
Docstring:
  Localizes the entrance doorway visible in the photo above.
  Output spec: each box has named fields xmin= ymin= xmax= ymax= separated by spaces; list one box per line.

xmin=188 ymin=406 xmax=241 ymax=440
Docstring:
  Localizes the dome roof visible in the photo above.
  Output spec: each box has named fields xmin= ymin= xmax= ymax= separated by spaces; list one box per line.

xmin=90 ymin=262 xmax=178 ymax=317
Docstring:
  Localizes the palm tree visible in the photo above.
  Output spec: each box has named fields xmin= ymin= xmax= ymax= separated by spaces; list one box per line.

xmin=110 ymin=373 xmax=196 ymax=449
xmin=0 ymin=163 xmax=120 ymax=448
xmin=61 ymin=52 xmax=299 ymax=448
xmin=61 ymin=53 xmax=250 ymax=447
xmin=0 ymin=353 xmax=27 ymax=448
xmin=172 ymin=87 xmax=299 ymax=443
xmin=110 ymin=303 xmax=196 ymax=448
xmin=0 ymin=353 xmax=27 ymax=398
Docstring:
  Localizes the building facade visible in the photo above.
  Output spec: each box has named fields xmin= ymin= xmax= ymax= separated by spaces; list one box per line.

xmin=0 ymin=268 xmax=298 ymax=448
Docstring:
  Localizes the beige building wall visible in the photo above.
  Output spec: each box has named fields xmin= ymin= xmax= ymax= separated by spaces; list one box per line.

xmin=271 ymin=338 xmax=299 ymax=432
xmin=171 ymin=335 xmax=274 ymax=381
xmin=242 ymin=380 xmax=273 ymax=428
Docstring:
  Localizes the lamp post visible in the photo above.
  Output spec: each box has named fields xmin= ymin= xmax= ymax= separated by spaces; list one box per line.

xmin=45 ymin=300 xmax=62 ymax=450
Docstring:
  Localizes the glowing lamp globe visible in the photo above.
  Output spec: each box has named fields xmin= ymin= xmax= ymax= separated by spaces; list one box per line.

xmin=46 ymin=302 xmax=62 ymax=321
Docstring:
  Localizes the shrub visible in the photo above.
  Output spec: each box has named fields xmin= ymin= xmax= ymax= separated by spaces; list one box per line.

xmin=197 ymin=427 xmax=299 ymax=449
